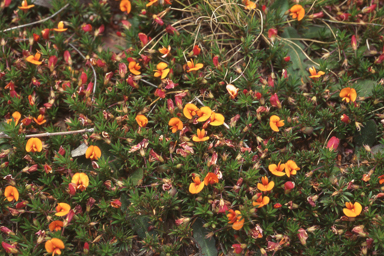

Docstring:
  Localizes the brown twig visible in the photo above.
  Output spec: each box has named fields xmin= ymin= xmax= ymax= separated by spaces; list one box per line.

xmin=0 ymin=4 xmax=70 ymax=33
xmin=0 ymin=128 xmax=95 ymax=139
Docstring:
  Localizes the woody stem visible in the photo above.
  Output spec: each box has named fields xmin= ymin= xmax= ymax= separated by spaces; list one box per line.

xmin=0 ymin=128 xmax=95 ymax=139
xmin=0 ymin=4 xmax=70 ymax=33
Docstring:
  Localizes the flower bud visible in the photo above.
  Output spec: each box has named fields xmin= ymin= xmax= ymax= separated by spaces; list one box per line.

xmin=274 ymin=203 xmax=282 ymax=209
xmin=297 ymin=228 xmax=308 ymax=245
xmin=327 ymin=136 xmax=340 ymax=151
xmin=362 ymin=4 xmax=376 ymax=14
xmin=68 ymin=183 xmax=77 ymax=195
xmin=0 ymin=226 xmax=15 ymax=236
xmin=84 ymin=242 xmax=89 ymax=254
xmin=2 ymin=241 xmax=19 ymax=254
xmin=340 ymin=114 xmax=350 ymax=124
xmin=284 ymin=181 xmax=295 ymax=194
xmin=232 ymin=244 xmax=243 ymax=254
xmin=63 ymin=51 xmax=72 ymax=66
xmin=212 ymin=56 xmax=219 ymax=67
xmin=351 ymin=35 xmax=357 ymax=51
xmin=48 ymin=56 xmax=58 ymax=72
xmin=269 ymin=93 xmax=281 ymax=108
xmin=308 ymin=11 xmax=324 ymax=19
xmin=268 ymin=28 xmax=277 ymax=43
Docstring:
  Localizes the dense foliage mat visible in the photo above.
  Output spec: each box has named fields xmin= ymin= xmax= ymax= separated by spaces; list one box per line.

xmin=1 ymin=0 xmax=384 ymax=255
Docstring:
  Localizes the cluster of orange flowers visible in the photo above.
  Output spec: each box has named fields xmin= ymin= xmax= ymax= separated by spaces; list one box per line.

xmin=183 ymin=103 xmax=225 ymax=141
xmin=242 ymin=2 xmax=305 ymax=22
xmin=6 ymin=111 xmax=47 ymax=127
xmin=4 ymin=184 xmax=71 ymax=255
xmin=3 ymin=164 xmax=94 ymax=254
xmin=223 ymin=161 xmax=300 ymax=230
xmin=24 ymin=137 xmax=101 ymax=162
xmin=189 ymin=172 xmax=219 ymax=194
xmin=130 ymin=103 xmax=226 ymax=142
xmin=24 ymin=20 xmax=67 ymax=66
xmin=186 ymin=103 xmax=224 ymax=192
xmin=269 ymin=160 xmax=300 ymax=178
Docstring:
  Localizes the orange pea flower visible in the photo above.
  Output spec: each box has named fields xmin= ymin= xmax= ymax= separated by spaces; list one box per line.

xmin=136 ymin=114 xmax=148 ymax=127
xmin=146 ymin=0 xmax=172 ymax=7
xmin=159 ymin=45 xmax=171 ymax=58
xmin=192 ymin=129 xmax=209 ymax=142
xmin=226 ymin=84 xmax=239 ymax=99
xmin=71 ymin=173 xmax=89 ymax=192
xmin=378 ymin=175 xmax=384 ymax=184
xmin=120 ymin=0 xmax=131 ymax=14
xmin=269 ymin=162 xmax=286 ymax=176
xmin=243 ymin=0 xmax=256 ymax=10
xmin=18 ymin=0 xmax=34 ymax=10
xmin=339 ymin=87 xmax=357 ymax=103
xmin=26 ymin=52 xmax=43 ymax=65
xmin=45 ymin=238 xmax=65 ymax=255
xmin=146 ymin=0 xmax=157 ymax=7
xmin=168 ymin=117 xmax=183 ymax=133
xmin=28 ymin=94 xmax=35 ymax=106
xmin=196 ymin=106 xmax=212 ymax=122
xmin=129 ymin=61 xmax=141 ymax=75
xmin=270 ymin=115 xmax=284 ymax=132
xmin=85 ymin=145 xmax=101 ymax=160
xmin=6 ymin=111 xmax=21 ymax=126
xmin=253 ymin=194 xmax=270 ymax=208
xmin=49 ymin=221 xmax=64 ymax=232
xmin=154 ymin=62 xmax=170 ymax=79
xmin=285 ymin=160 xmax=300 ymax=177
xmin=189 ymin=176 xmax=205 ymax=194
xmin=227 ymin=209 xmax=244 ymax=230
xmin=26 ymin=138 xmax=43 ymax=153
xmin=204 ymin=172 xmax=219 ymax=185
xmin=209 ymin=112 xmax=225 ymax=126
xmin=33 ymin=114 xmax=47 ymax=125
xmin=257 ymin=176 xmax=274 ymax=192
xmin=186 ymin=59 xmax=203 ymax=72
xmin=53 ymin=21 xmax=68 ymax=32
xmin=290 ymin=4 xmax=305 ymax=21
xmin=343 ymin=202 xmax=362 ymax=217
xmin=308 ymin=66 xmax=325 ymax=79
xmin=183 ymin=103 xmax=199 ymax=119
xmin=55 ymin=203 xmax=71 ymax=217
xmin=4 ymin=186 xmax=19 ymax=202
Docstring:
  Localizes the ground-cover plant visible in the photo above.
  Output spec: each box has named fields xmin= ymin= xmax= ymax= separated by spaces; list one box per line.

xmin=1 ymin=0 xmax=384 ymax=255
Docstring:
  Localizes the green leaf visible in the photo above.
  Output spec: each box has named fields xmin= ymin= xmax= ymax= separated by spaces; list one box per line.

xmin=371 ymin=144 xmax=384 ymax=157
xmin=354 ymin=120 xmax=377 ymax=147
xmin=281 ymin=27 xmax=309 ymax=79
xmin=193 ymin=218 xmax=218 ymax=256
xmin=356 ymin=80 xmax=377 ymax=97
xmin=120 ymin=193 xmax=129 ymax=211
xmin=131 ymin=215 xmax=156 ymax=239
xmin=303 ymin=25 xmax=333 ymax=39
xmin=271 ymin=0 xmax=289 ymax=17
xmin=131 ymin=169 xmax=143 ymax=186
